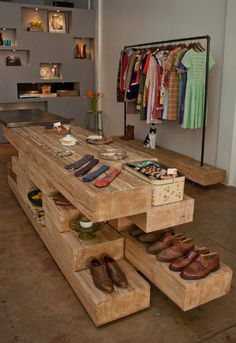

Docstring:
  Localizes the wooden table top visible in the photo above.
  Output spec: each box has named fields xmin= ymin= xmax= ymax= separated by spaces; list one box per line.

xmin=5 ymin=125 xmax=154 ymax=221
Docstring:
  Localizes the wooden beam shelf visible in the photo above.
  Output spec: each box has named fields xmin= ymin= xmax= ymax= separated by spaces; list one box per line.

xmin=123 ymin=232 xmax=232 ymax=311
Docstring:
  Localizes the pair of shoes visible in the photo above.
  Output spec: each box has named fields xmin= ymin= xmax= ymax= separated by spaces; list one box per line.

xmin=169 ymin=246 xmax=209 ymax=271
xmin=53 ymin=194 xmax=71 ymax=206
xmin=156 ymin=238 xmax=195 ymax=262
xmin=90 ymin=255 xmax=128 ymax=293
xmin=147 ymin=232 xmax=185 ymax=254
xmin=180 ymin=252 xmax=220 ymax=280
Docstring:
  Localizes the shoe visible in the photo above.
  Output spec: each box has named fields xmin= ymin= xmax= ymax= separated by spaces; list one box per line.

xmin=156 ymin=238 xmax=195 ymax=262
xmin=53 ymin=194 xmax=71 ymax=206
xmin=129 ymin=227 xmax=144 ymax=237
xmin=169 ymin=246 xmax=209 ymax=271
xmin=90 ymin=257 xmax=114 ymax=293
xmin=147 ymin=232 xmax=185 ymax=254
xmin=180 ymin=252 xmax=220 ymax=280
xmin=121 ymin=125 xmax=134 ymax=140
xmin=102 ymin=255 xmax=128 ymax=288
xmin=138 ymin=231 xmax=167 ymax=243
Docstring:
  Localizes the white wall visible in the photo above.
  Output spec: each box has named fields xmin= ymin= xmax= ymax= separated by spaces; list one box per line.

xmin=217 ymin=0 xmax=236 ymax=186
xmin=100 ymin=0 xmax=226 ymax=166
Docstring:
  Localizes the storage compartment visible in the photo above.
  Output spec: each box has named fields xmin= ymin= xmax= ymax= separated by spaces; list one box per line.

xmin=40 ymin=63 xmax=62 ymax=80
xmin=73 ymin=37 xmax=94 ymax=60
xmin=0 ymin=49 xmax=30 ymax=67
xmin=17 ymin=82 xmax=80 ymax=98
xmin=125 ymin=160 xmax=185 ymax=206
xmin=0 ymin=28 xmax=17 ymax=47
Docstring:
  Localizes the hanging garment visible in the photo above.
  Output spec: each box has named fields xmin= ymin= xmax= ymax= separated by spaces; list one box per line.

xmin=156 ymin=50 xmax=169 ymax=120
xmin=175 ymin=48 xmax=188 ymax=124
xmin=126 ymin=52 xmax=143 ymax=100
xmin=165 ymin=47 xmax=181 ymax=120
xmin=137 ymin=52 xmax=151 ymax=120
xmin=182 ymin=49 xmax=215 ymax=129
xmin=145 ymin=55 xmax=159 ymax=124
xmin=124 ymin=50 xmax=139 ymax=102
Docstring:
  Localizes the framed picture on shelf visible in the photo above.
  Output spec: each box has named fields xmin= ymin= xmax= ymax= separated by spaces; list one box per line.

xmin=48 ymin=11 xmax=66 ymax=33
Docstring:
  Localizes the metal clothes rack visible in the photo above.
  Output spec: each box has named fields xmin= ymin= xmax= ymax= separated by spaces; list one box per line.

xmin=122 ymin=35 xmax=210 ymax=166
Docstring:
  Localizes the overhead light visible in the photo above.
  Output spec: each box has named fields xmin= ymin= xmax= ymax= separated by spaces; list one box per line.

xmin=56 ymin=10 xmax=60 ymax=13
xmin=3 ymin=28 xmax=6 ymax=31
xmin=13 ymin=49 xmax=16 ymax=52
xmin=35 ymin=8 xmax=38 ymax=11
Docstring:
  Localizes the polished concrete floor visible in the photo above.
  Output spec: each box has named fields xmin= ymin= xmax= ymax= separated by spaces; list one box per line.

xmin=0 ymin=148 xmax=236 ymax=343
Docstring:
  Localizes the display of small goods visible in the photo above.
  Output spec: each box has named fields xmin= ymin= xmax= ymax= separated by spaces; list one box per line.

xmin=40 ymin=64 xmax=61 ymax=80
xmin=130 ymin=228 xmax=220 ymax=281
xmin=60 ymin=134 xmax=78 ymax=146
xmin=48 ymin=11 xmax=66 ymax=33
xmin=6 ymin=55 xmax=21 ymax=66
xmin=27 ymin=9 xmax=44 ymax=32
xmin=86 ymin=135 xmax=113 ymax=145
xmin=98 ymin=148 xmax=127 ymax=161
xmin=41 ymin=84 xmax=51 ymax=94
xmin=75 ymin=42 xmax=86 ymax=59
xmin=125 ymin=160 xmax=184 ymax=183
xmin=90 ymin=255 xmax=128 ymax=293
xmin=70 ymin=215 xmax=105 ymax=241
xmin=27 ymin=189 xmax=45 ymax=226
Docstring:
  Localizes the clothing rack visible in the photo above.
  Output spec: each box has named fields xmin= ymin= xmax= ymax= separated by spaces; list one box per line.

xmin=123 ymin=35 xmax=210 ymax=167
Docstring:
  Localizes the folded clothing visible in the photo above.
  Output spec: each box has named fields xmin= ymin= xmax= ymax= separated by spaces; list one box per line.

xmin=74 ymin=158 xmax=99 ymax=177
xmin=94 ymin=169 xmax=121 ymax=188
xmin=65 ymin=154 xmax=94 ymax=170
xmin=82 ymin=165 xmax=110 ymax=182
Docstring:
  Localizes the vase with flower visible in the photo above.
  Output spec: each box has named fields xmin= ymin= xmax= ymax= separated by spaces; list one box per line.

xmin=84 ymin=89 xmax=103 ymax=112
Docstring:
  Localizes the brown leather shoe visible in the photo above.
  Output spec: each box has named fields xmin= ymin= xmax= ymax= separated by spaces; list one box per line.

xmin=156 ymin=238 xmax=195 ymax=262
xmin=169 ymin=247 xmax=209 ymax=271
xmin=180 ymin=252 xmax=220 ymax=280
xmin=147 ymin=232 xmax=185 ymax=254
xmin=138 ymin=229 xmax=175 ymax=243
xmin=90 ymin=258 xmax=114 ymax=293
xmin=129 ymin=227 xmax=144 ymax=237
xmin=103 ymin=255 xmax=128 ymax=288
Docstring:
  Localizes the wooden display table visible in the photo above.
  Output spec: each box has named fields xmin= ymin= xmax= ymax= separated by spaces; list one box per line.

xmin=4 ymin=125 xmax=232 ymax=326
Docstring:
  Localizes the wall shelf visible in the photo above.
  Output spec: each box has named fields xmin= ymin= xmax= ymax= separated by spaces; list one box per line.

xmin=0 ymin=49 xmax=30 ymax=67
xmin=73 ymin=37 xmax=94 ymax=60
xmin=0 ymin=28 xmax=16 ymax=47
xmin=17 ymin=82 xmax=80 ymax=98
xmin=40 ymin=63 xmax=62 ymax=80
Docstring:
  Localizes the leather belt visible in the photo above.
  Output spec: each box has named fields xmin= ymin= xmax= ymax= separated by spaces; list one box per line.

xmin=82 ymin=165 xmax=110 ymax=182
xmin=94 ymin=169 xmax=121 ymax=187
xmin=74 ymin=158 xmax=99 ymax=177
xmin=65 ymin=154 xmax=94 ymax=170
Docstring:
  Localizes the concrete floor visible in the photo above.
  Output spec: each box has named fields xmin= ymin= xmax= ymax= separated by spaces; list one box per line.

xmin=0 ymin=149 xmax=236 ymax=343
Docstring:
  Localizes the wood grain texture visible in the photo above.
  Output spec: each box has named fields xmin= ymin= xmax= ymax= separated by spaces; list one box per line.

xmin=123 ymin=232 xmax=233 ymax=311
xmin=45 ymin=216 xmax=124 ymax=271
xmin=8 ymin=175 xmax=150 ymax=326
xmin=113 ymin=137 xmax=226 ymax=186
xmin=129 ymin=195 xmax=195 ymax=232
xmin=4 ymin=126 xmax=153 ymax=221
xmin=109 ymin=217 xmax=136 ymax=232
xmin=43 ymin=194 xmax=80 ymax=232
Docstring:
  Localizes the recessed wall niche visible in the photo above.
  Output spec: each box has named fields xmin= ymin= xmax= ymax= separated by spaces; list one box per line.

xmin=21 ymin=7 xmax=72 ymax=34
xmin=17 ymin=82 xmax=80 ymax=98
xmin=73 ymin=37 xmax=94 ymax=60
xmin=40 ymin=63 xmax=62 ymax=80
xmin=0 ymin=28 xmax=17 ymax=47
xmin=0 ymin=49 xmax=30 ymax=67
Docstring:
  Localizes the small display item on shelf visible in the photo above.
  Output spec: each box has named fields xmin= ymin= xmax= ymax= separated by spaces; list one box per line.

xmin=60 ymin=134 xmax=77 ymax=146
xmin=57 ymin=90 xmax=78 ymax=97
xmin=70 ymin=216 xmax=105 ymax=240
xmin=28 ymin=189 xmax=42 ymax=207
xmin=0 ymin=32 xmax=3 ymax=45
xmin=40 ymin=64 xmax=60 ymax=80
xmin=48 ymin=11 xmax=66 ymax=33
xmin=41 ymin=84 xmax=51 ymax=94
xmin=75 ymin=43 xmax=86 ymax=59
xmin=86 ymin=135 xmax=113 ymax=145
xmin=53 ymin=193 xmax=72 ymax=206
xmin=98 ymin=148 xmax=127 ymax=160
xmin=6 ymin=55 xmax=21 ymax=66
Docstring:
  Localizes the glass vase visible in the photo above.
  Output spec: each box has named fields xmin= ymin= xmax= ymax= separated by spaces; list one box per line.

xmin=90 ymin=98 xmax=98 ymax=112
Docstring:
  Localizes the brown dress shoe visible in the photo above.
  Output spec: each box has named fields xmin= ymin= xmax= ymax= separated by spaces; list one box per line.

xmin=156 ymin=238 xmax=195 ymax=262
xmin=103 ymin=255 xmax=128 ymax=288
xmin=129 ymin=227 xmax=144 ymax=237
xmin=138 ymin=229 xmax=175 ymax=243
xmin=169 ymin=247 xmax=209 ymax=271
xmin=147 ymin=232 xmax=185 ymax=254
xmin=90 ymin=258 xmax=114 ymax=293
xmin=180 ymin=252 xmax=220 ymax=280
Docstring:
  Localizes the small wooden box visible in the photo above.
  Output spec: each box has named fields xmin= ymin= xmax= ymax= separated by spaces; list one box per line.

xmin=125 ymin=160 xmax=185 ymax=206
xmin=57 ymin=90 xmax=78 ymax=97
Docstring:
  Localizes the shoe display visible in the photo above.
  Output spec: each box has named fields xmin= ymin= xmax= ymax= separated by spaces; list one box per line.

xmin=129 ymin=227 xmax=144 ymax=237
xmin=156 ymin=238 xmax=195 ymax=262
xmin=169 ymin=246 xmax=209 ymax=271
xmin=138 ymin=231 xmax=167 ymax=243
xmin=147 ymin=232 xmax=185 ymax=254
xmin=90 ymin=257 xmax=114 ymax=293
xmin=53 ymin=194 xmax=71 ymax=206
xmin=103 ymin=255 xmax=128 ymax=288
xmin=180 ymin=252 xmax=220 ymax=280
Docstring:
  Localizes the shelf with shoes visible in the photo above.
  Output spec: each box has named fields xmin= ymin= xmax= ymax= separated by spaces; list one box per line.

xmin=73 ymin=37 xmax=94 ymax=60
xmin=122 ymin=231 xmax=232 ymax=311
